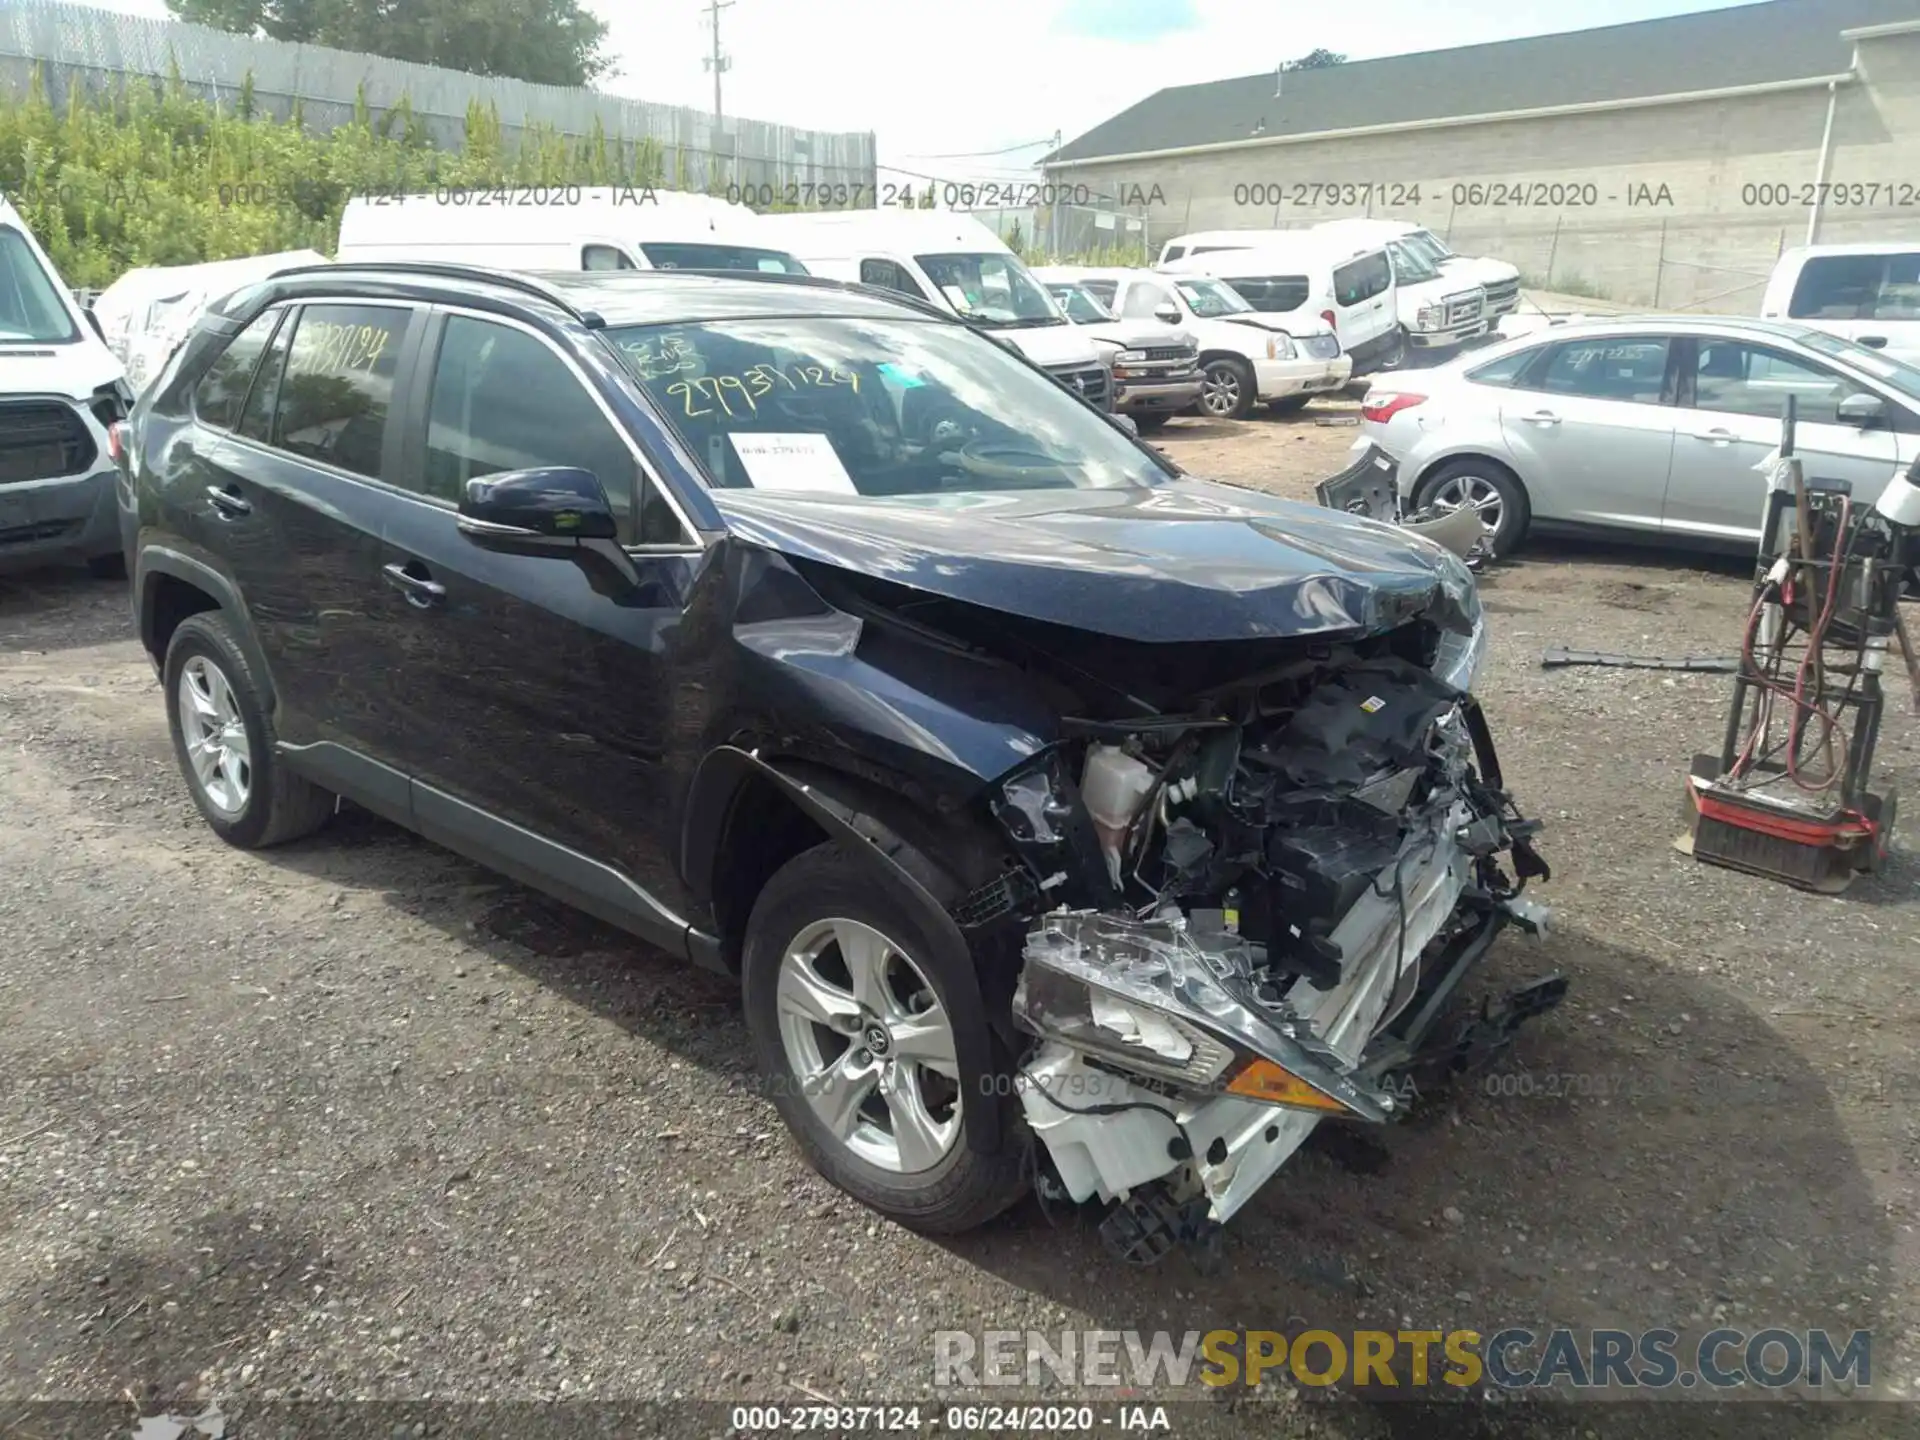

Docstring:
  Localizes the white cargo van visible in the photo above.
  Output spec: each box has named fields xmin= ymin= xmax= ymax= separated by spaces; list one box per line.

xmin=1311 ymin=219 xmax=1519 ymax=318
xmin=1161 ymin=229 xmax=1488 ymax=364
xmin=1043 ymin=265 xmax=1350 ymax=419
xmin=751 ymin=210 xmax=1113 ymax=408
xmin=1162 ymin=238 xmax=1407 ymax=373
xmin=1162 ymin=223 xmax=1521 ymax=318
xmin=1761 ymin=244 xmax=1920 ymax=366
xmin=335 ymin=187 xmax=809 ymax=274
xmin=0 ymin=192 xmax=132 ymax=577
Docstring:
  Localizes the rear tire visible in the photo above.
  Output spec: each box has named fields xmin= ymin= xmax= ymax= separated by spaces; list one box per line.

xmin=742 ymin=843 xmax=1028 ymax=1234
xmin=163 ymin=612 xmax=335 ymax=849
xmin=1415 ymin=458 xmax=1530 ymax=558
xmin=1197 ymin=357 xmax=1256 ymax=420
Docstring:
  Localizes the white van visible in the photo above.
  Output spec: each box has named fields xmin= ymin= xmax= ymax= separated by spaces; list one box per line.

xmin=1311 ymin=220 xmax=1519 ymax=318
xmin=1044 ymin=265 xmax=1350 ymax=419
xmin=1161 ymin=229 xmax=1488 ymax=365
xmin=0 ymin=193 xmax=132 ymax=577
xmin=335 ymin=187 xmax=809 ymax=275
xmin=1162 ymin=223 xmax=1520 ymax=319
xmin=1761 ymin=244 xmax=1920 ymax=365
xmin=1163 ymin=238 xmax=1407 ymax=373
xmin=751 ymin=210 xmax=1112 ymax=408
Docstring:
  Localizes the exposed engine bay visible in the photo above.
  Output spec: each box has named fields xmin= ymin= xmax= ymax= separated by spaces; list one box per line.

xmin=972 ymin=631 xmax=1558 ymax=1263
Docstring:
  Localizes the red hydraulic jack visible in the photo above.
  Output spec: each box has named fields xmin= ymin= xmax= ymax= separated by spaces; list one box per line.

xmin=1686 ymin=396 xmax=1920 ymax=892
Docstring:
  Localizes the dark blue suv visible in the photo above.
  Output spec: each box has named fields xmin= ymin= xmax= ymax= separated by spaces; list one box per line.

xmin=127 ymin=262 xmax=1551 ymax=1251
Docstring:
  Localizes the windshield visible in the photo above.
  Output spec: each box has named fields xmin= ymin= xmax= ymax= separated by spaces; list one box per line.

xmin=1046 ymin=283 xmax=1115 ymax=323
xmin=1798 ymin=328 xmax=1920 ymax=403
xmin=1406 ymin=230 xmax=1453 ymax=264
xmin=1387 ymin=240 xmax=1440 ymax=283
xmin=638 ymin=243 xmax=810 ymax=274
xmin=0 ymin=226 xmax=80 ymax=343
xmin=1170 ymin=277 xmax=1253 ymax=318
xmin=606 ymin=316 xmax=1166 ymax=498
xmin=914 ymin=252 xmax=1063 ymax=327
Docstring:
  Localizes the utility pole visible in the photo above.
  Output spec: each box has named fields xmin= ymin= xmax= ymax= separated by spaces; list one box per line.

xmin=702 ymin=0 xmax=734 ymax=189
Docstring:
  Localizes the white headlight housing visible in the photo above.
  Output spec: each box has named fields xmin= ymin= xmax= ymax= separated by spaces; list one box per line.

xmin=1267 ymin=333 xmax=1295 ymax=360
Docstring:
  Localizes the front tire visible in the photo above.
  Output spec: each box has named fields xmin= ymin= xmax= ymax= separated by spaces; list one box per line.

xmin=1132 ymin=412 xmax=1169 ymax=434
xmin=86 ymin=552 xmax=126 ymax=581
xmin=1415 ymin=458 xmax=1531 ymax=558
xmin=1197 ymin=357 xmax=1256 ymax=419
xmin=163 ymin=612 xmax=335 ymax=848
xmin=1267 ymin=395 xmax=1311 ymax=416
xmin=742 ymin=843 xmax=1027 ymax=1234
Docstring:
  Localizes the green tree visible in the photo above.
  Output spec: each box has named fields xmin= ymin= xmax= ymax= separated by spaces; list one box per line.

xmin=1282 ymin=48 xmax=1346 ymax=70
xmin=166 ymin=0 xmax=615 ymax=87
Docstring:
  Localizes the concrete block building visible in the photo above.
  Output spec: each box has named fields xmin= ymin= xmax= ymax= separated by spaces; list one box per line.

xmin=1041 ymin=0 xmax=1920 ymax=311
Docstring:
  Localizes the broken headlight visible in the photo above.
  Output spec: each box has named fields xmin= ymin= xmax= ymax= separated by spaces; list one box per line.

xmin=1013 ymin=910 xmax=1396 ymax=1120
xmin=1430 ymin=549 xmax=1488 ymax=692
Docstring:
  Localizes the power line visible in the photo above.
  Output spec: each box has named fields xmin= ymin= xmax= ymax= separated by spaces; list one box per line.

xmin=901 ymin=137 xmax=1060 ymax=159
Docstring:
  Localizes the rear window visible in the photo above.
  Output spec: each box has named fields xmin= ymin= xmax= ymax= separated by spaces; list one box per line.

xmin=638 ymin=243 xmax=809 ymax=274
xmin=1788 ymin=252 xmax=1920 ymax=321
xmin=1333 ymin=252 xmax=1392 ymax=306
xmin=1222 ymin=275 xmax=1310 ymax=314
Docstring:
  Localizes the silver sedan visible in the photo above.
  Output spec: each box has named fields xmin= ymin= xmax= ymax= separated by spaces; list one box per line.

xmin=1351 ymin=316 xmax=1920 ymax=556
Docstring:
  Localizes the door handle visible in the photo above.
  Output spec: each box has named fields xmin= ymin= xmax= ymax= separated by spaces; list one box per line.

xmin=1859 ymin=335 xmax=1889 ymax=350
xmin=1522 ymin=410 xmax=1561 ymax=426
xmin=205 ymin=485 xmax=250 ymax=517
xmin=1690 ymin=428 xmax=1738 ymax=443
xmin=382 ymin=561 xmax=446 ymax=609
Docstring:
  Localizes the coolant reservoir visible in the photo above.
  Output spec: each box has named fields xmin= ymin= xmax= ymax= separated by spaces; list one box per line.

xmin=1080 ymin=744 xmax=1157 ymax=886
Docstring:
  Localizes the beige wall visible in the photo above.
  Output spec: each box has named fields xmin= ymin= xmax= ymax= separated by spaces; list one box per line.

xmin=1048 ymin=30 xmax=1920 ymax=313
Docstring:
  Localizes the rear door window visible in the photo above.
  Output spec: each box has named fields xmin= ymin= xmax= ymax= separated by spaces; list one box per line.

xmin=1536 ymin=337 xmax=1671 ymax=404
xmin=271 ymin=303 xmax=410 ymax=479
xmin=1789 ymin=253 xmax=1920 ymax=320
xmin=1332 ymin=251 xmax=1392 ymax=306
xmin=193 ymin=310 xmax=281 ymax=431
xmin=1465 ymin=346 xmax=1542 ymax=388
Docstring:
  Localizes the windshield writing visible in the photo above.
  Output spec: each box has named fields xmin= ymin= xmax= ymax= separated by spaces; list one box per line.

xmin=606 ymin=316 xmax=1165 ymax=498
xmin=1172 ymin=278 xmax=1251 ymax=317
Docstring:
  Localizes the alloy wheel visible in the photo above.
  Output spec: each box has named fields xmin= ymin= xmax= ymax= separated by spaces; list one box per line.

xmin=1200 ymin=364 xmax=1242 ymax=417
xmin=775 ymin=916 xmax=962 ymax=1174
xmin=177 ymin=654 xmax=253 ymax=816
xmin=1428 ymin=473 xmax=1504 ymax=536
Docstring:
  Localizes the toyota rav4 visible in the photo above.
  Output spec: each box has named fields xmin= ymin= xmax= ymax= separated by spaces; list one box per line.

xmin=126 ymin=262 xmax=1558 ymax=1255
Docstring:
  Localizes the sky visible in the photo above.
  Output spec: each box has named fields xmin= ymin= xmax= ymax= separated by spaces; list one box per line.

xmin=94 ymin=0 xmax=1758 ymax=183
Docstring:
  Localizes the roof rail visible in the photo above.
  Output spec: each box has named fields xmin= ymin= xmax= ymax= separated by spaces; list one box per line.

xmin=263 ymin=260 xmax=605 ymax=327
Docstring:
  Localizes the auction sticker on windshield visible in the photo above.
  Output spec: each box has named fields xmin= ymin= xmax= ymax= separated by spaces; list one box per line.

xmin=728 ymin=433 xmax=856 ymax=494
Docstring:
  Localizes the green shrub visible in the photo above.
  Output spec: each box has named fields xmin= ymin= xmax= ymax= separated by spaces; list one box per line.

xmin=0 ymin=62 xmax=670 ymax=288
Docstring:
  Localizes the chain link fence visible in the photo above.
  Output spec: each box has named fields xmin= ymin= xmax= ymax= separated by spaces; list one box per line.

xmin=0 ymin=0 xmax=875 ymax=194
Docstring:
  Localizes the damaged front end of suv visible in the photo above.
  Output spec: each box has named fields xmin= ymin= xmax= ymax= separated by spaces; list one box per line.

xmin=723 ymin=482 xmax=1561 ymax=1262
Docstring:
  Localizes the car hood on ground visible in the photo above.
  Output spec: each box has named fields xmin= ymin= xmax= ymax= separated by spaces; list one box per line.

xmin=711 ymin=478 xmax=1471 ymax=645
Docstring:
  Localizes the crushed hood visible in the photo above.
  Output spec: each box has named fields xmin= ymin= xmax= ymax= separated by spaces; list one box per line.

xmin=712 ymin=478 xmax=1472 ymax=645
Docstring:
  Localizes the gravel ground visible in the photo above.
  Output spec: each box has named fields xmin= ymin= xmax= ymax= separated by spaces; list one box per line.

xmin=2 ymin=404 xmax=1916 ymax=1440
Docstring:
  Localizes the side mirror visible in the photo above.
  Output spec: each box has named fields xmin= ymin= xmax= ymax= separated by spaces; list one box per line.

xmin=1153 ymin=305 xmax=1181 ymax=326
xmin=1838 ymin=392 xmax=1886 ymax=427
xmin=458 ymin=467 xmax=618 ymax=548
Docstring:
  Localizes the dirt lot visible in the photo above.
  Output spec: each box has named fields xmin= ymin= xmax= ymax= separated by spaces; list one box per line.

xmin=2 ymin=404 xmax=1916 ymax=1439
